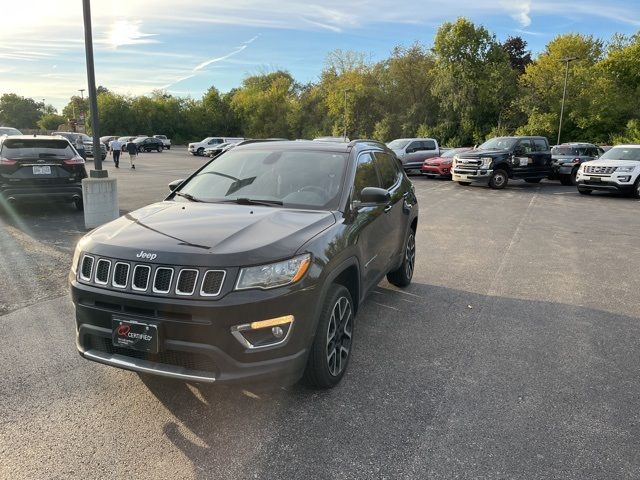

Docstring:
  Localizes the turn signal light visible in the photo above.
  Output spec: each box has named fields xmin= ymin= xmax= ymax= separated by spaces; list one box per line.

xmin=249 ymin=315 xmax=294 ymax=330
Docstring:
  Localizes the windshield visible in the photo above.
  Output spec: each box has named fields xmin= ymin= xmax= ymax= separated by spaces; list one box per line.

xmin=1 ymin=139 xmax=75 ymax=159
xmin=178 ymin=148 xmax=347 ymax=209
xmin=442 ymin=148 xmax=468 ymax=158
xmin=478 ymin=137 xmax=518 ymax=151
xmin=387 ymin=139 xmax=410 ymax=150
xmin=599 ymin=147 xmax=640 ymax=162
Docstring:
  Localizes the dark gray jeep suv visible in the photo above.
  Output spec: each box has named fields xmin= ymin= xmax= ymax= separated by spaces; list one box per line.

xmin=70 ymin=140 xmax=418 ymax=388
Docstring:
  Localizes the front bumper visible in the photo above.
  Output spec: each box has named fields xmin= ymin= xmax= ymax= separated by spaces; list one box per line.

xmin=452 ymin=168 xmax=492 ymax=184
xmin=576 ymin=171 xmax=636 ymax=193
xmin=71 ymin=279 xmax=318 ymax=385
xmin=421 ymin=165 xmax=451 ymax=177
xmin=402 ymin=161 xmax=425 ymax=172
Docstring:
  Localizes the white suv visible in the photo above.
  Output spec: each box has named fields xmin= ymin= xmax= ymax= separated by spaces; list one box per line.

xmin=188 ymin=137 xmax=244 ymax=156
xmin=576 ymin=145 xmax=640 ymax=197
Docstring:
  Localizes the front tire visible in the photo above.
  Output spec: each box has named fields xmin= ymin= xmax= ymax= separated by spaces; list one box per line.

xmin=197 ymin=147 xmax=204 ymax=156
xmin=157 ymin=145 xmax=162 ymax=152
xmin=489 ymin=169 xmax=508 ymax=189
xmin=578 ymin=188 xmax=592 ymax=195
xmin=387 ymin=229 xmax=415 ymax=287
xmin=633 ymin=178 xmax=640 ymax=199
xmin=303 ymin=284 xmax=354 ymax=389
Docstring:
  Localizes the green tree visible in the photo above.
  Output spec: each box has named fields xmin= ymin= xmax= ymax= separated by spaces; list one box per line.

xmin=37 ymin=113 xmax=66 ymax=131
xmin=0 ymin=94 xmax=43 ymax=128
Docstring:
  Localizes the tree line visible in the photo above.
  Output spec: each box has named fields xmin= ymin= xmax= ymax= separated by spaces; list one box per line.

xmin=1 ymin=18 xmax=639 ymax=146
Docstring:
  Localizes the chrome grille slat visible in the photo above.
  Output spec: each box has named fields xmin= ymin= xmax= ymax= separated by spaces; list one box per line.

xmin=80 ymin=255 xmax=94 ymax=281
xmin=585 ymin=165 xmax=616 ymax=174
xmin=132 ymin=265 xmax=151 ymax=291
xmin=153 ymin=267 xmax=174 ymax=294
xmin=200 ymin=270 xmax=226 ymax=297
xmin=94 ymin=259 xmax=111 ymax=285
xmin=176 ymin=269 xmax=199 ymax=296
xmin=112 ymin=262 xmax=130 ymax=288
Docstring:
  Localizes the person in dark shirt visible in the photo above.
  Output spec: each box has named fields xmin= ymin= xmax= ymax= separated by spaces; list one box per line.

xmin=125 ymin=141 xmax=137 ymax=169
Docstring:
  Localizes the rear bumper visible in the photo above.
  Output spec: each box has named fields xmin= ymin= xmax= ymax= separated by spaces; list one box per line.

xmin=0 ymin=184 xmax=83 ymax=202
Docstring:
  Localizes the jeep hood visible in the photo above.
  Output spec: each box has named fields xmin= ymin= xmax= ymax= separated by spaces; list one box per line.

xmin=84 ymin=201 xmax=336 ymax=267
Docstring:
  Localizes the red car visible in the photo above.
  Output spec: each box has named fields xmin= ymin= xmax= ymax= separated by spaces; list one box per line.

xmin=421 ymin=147 xmax=472 ymax=178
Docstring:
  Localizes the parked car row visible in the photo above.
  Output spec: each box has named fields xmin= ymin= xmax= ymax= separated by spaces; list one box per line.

xmin=53 ymin=132 xmax=107 ymax=160
xmin=100 ymin=135 xmax=171 ymax=153
xmin=188 ymin=137 xmax=244 ymax=155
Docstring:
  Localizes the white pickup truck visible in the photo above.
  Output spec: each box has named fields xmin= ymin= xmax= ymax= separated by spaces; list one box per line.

xmin=153 ymin=135 xmax=171 ymax=150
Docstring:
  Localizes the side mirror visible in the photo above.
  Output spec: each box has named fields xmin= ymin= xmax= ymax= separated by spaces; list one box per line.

xmin=359 ymin=187 xmax=390 ymax=204
xmin=168 ymin=179 xmax=184 ymax=191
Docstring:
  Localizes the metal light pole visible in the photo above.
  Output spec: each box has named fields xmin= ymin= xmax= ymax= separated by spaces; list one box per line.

xmin=79 ymin=88 xmax=85 ymax=100
xmin=557 ymin=56 xmax=578 ymax=145
xmin=81 ymin=0 xmax=103 ymax=173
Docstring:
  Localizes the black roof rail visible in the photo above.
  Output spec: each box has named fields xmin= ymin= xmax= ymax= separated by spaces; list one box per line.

xmin=237 ymin=138 xmax=289 ymax=145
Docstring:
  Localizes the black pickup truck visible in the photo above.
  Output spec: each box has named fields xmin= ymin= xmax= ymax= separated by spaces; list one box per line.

xmin=452 ymin=136 xmax=552 ymax=189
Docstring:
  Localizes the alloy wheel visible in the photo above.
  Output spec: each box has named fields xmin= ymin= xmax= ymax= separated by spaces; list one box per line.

xmin=405 ymin=232 xmax=416 ymax=280
xmin=493 ymin=172 xmax=506 ymax=187
xmin=326 ymin=296 xmax=353 ymax=377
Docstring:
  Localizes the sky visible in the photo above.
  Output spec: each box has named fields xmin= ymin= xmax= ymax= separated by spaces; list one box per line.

xmin=0 ymin=0 xmax=639 ymax=111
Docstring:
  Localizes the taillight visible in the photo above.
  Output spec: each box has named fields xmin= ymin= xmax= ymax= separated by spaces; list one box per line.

xmin=572 ymin=158 xmax=580 ymax=164
xmin=63 ymin=155 xmax=85 ymax=165
xmin=0 ymin=157 xmax=17 ymax=165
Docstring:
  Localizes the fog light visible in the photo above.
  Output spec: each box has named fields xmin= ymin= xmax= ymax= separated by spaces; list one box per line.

xmin=619 ymin=176 xmax=631 ymax=182
xmin=231 ymin=315 xmax=294 ymax=349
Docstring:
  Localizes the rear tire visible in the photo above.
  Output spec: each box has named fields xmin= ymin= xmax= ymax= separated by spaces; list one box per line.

xmin=633 ymin=178 xmax=640 ymax=199
xmin=457 ymin=181 xmax=471 ymax=186
xmin=157 ymin=145 xmax=162 ymax=152
xmin=303 ymin=284 xmax=354 ymax=389
xmin=387 ymin=229 xmax=415 ymax=287
xmin=74 ymin=198 xmax=84 ymax=211
xmin=489 ymin=169 xmax=508 ymax=189
xmin=525 ymin=178 xmax=542 ymax=184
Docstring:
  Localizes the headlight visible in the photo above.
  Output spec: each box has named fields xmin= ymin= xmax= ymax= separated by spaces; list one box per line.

xmin=617 ymin=166 xmax=636 ymax=173
xmin=480 ymin=157 xmax=493 ymax=168
xmin=71 ymin=236 xmax=90 ymax=274
xmin=236 ymin=254 xmax=311 ymax=290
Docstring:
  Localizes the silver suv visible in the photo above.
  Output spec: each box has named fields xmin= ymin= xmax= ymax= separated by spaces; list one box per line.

xmin=387 ymin=138 xmax=440 ymax=173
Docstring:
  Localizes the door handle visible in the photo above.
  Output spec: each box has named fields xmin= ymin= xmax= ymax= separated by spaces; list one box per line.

xmin=384 ymin=204 xmax=393 ymax=213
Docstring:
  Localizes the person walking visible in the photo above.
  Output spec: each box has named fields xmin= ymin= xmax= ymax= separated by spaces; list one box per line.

xmin=126 ymin=140 xmax=137 ymax=169
xmin=75 ymin=136 xmax=86 ymax=160
xmin=109 ymin=138 xmax=122 ymax=168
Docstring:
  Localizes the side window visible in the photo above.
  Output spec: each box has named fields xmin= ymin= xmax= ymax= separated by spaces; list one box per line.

xmin=533 ymin=139 xmax=547 ymax=152
xmin=353 ymin=153 xmax=380 ymax=201
xmin=422 ymin=140 xmax=436 ymax=151
xmin=374 ymin=152 xmax=400 ymax=190
xmin=518 ymin=139 xmax=533 ymax=154
xmin=407 ymin=141 xmax=421 ymax=153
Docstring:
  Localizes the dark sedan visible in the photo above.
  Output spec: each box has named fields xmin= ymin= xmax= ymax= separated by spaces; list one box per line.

xmin=133 ymin=137 xmax=164 ymax=153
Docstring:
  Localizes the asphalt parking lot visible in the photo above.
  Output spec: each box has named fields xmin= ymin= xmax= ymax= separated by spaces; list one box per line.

xmin=1 ymin=146 xmax=640 ymax=479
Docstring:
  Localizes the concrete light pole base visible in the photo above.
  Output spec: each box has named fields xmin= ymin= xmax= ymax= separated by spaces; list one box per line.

xmin=82 ymin=171 xmax=119 ymax=229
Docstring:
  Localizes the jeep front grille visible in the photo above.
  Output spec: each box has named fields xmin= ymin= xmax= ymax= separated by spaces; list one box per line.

xmin=77 ymin=255 xmax=228 ymax=299
xmin=585 ymin=165 xmax=616 ymax=174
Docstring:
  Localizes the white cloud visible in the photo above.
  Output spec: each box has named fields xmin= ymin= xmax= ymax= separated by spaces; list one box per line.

xmin=103 ymin=20 xmax=159 ymax=49
xmin=507 ymin=0 xmax=532 ymax=27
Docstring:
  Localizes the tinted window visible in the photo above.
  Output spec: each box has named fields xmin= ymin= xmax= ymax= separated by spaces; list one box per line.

xmin=421 ymin=140 xmax=436 ymax=150
xmin=533 ymin=139 xmax=548 ymax=152
xmin=387 ymin=139 xmax=409 ymax=150
xmin=407 ymin=141 xmax=421 ymax=152
xmin=1 ymin=139 xmax=75 ymax=159
xmin=518 ymin=139 xmax=533 ymax=154
xmin=180 ymin=148 xmax=348 ymax=210
xmin=353 ymin=153 xmax=380 ymax=200
xmin=374 ymin=152 xmax=400 ymax=189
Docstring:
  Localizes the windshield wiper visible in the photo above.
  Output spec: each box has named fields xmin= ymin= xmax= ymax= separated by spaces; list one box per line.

xmin=226 ymin=198 xmax=283 ymax=206
xmin=174 ymin=191 xmax=203 ymax=202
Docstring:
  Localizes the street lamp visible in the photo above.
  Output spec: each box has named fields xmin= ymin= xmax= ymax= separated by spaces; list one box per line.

xmin=79 ymin=88 xmax=85 ymax=100
xmin=81 ymin=0 xmax=118 ymax=228
xmin=557 ymin=56 xmax=578 ymax=145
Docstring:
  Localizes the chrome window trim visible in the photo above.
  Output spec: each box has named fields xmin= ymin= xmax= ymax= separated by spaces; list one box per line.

xmin=132 ymin=265 xmax=151 ymax=292
xmin=175 ymin=269 xmax=199 ymax=296
xmin=111 ymin=262 xmax=130 ymax=289
xmin=79 ymin=255 xmax=95 ymax=282
xmin=152 ymin=267 xmax=174 ymax=294
xmin=199 ymin=270 xmax=226 ymax=297
xmin=94 ymin=259 xmax=111 ymax=285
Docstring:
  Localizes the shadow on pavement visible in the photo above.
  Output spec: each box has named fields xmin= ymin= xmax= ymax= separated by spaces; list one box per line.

xmin=137 ymin=282 xmax=640 ymax=479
